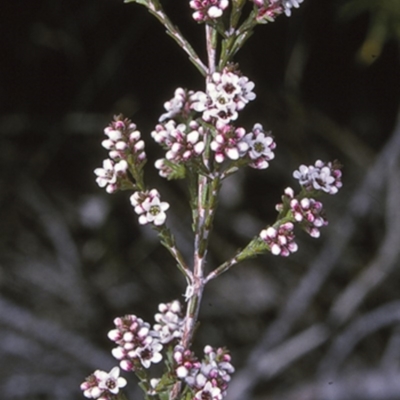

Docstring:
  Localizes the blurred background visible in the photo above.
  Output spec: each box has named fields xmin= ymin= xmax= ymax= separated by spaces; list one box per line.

xmin=1 ymin=0 xmax=400 ymax=399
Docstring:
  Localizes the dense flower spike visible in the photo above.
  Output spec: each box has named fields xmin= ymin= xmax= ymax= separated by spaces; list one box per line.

xmin=152 ymin=120 xmax=205 ymax=163
xmin=293 ymin=160 xmax=342 ymax=195
xmin=191 ymin=67 xmax=256 ymax=128
xmin=108 ymin=315 xmax=163 ymax=371
xmin=94 ymin=115 xmax=146 ymax=193
xmin=153 ymin=300 xmax=185 ymax=344
xmin=244 ymin=123 xmax=276 ymax=169
xmin=102 ymin=115 xmax=146 ymax=166
xmin=159 ymin=88 xmax=195 ymax=122
xmin=190 ymin=0 xmax=229 ymax=22
xmin=130 ymin=189 xmax=170 ymax=226
xmin=81 ymin=367 xmax=126 ymax=399
xmin=260 ymin=222 xmax=298 ymax=256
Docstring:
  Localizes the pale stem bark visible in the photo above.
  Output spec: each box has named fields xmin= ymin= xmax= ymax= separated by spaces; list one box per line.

xmin=170 ymin=23 xmax=219 ymax=400
xmin=181 ymin=24 xmax=218 ymax=350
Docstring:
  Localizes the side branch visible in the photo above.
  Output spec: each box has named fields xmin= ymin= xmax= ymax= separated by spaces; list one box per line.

xmin=145 ymin=2 xmax=208 ymax=76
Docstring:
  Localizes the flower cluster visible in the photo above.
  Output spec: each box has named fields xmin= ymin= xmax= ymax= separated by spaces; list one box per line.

xmin=153 ymin=71 xmax=276 ymax=176
xmin=290 ymin=197 xmax=327 ymax=238
xmin=102 ymin=116 xmax=145 ymax=165
xmin=152 ymin=120 xmax=205 ymax=162
xmin=260 ymin=222 xmax=298 ymax=256
xmin=276 ymin=187 xmax=327 ymax=238
xmin=191 ymin=67 xmax=256 ymax=128
xmin=207 ymin=123 xmax=276 ymax=167
xmin=81 ymin=301 xmax=235 ymax=399
xmin=174 ymin=345 xmax=201 ymax=380
xmin=252 ymin=0 xmax=304 ymax=22
xmin=174 ymin=345 xmax=235 ymax=400
xmin=130 ymin=189 xmax=170 ymax=226
xmin=153 ymin=300 xmax=185 ymax=344
xmin=261 ymin=161 xmax=342 ymax=256
xmin=94 ymin=115 xmax=146 ymax=193
xmin=108 ymin=315 xmax=163 ymax=371
xmin=190 ymin=0 xmax=229 ymax=22
xmin=211 ymin=125 xmax=249 ymax=163
xmin=81 ymin=367 xmax=127 ymax=400
xmin=293 ymin=160 xmax=342 ymax=195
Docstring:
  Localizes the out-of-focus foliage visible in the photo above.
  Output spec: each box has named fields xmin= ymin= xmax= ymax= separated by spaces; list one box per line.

xmin=340 ymin=0 xmax=400 ymax=63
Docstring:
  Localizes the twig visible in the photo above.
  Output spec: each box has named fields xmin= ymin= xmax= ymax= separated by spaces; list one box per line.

xmin=329 ymin=157 xmax=400 ymax=325
xmin=0 ymin=296 xmax=112 ymax=369
xmin=318 ymin=300 xmax=400 ymax=376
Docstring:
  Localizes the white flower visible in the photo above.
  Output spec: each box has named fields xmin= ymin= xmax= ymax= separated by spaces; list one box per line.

xmin=283 ymin=0 xmax=304 ymax=16
xmin=104 ymin=128 xmax=123 ymax=142
xmin=244 ymin=123 xmax=276 ymax=169
xmin=94 ymin=367 xmax=127 ymax=395
xmin=94 ymin=159 xmax=116 ymax=187
xmin=159 ymin=88 xmax=193 ymax=122
xmin=190 ymin=68 xmax=256 ymax=126
xmin=130 ymin=189 xmax=170 ymax=226
xmin=191 ymin=91 xmax=209 ymax=112
xmin=138 ymin=195 xmax=170 ymax=226
xmin=194 ymin=381 xmax=222 ymax=400
xmin=176 ymin=365 xmax=189 ymax=378
xmin=94 ymin=159 xmax=128 ymax=193
xmin=136 ymin=340 xmax=163 ymax=368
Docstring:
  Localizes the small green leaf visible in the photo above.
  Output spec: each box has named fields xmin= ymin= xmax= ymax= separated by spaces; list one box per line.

xmin=162 ymin=160 xmax=186 ymax=180
xmin=159 ymin=391 xmax=170 ymax=400
xmin=124 ymin=0 xmax=148 ymax=4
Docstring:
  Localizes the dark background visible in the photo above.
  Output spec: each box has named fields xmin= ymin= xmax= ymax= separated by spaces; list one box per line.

xmin=1 ymin=0 xmax=400 ymax=399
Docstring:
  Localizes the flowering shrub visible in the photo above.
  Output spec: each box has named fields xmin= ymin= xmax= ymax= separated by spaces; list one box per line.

xmin=82 ymin=1 xmax=342 ymax=399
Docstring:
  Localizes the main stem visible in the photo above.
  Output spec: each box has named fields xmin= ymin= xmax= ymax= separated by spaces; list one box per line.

xmin=170 ymin=24 xmax=218 ymax=400
xmin=181 ymin=24 xmax=217 ymax=349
